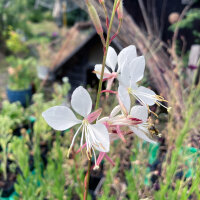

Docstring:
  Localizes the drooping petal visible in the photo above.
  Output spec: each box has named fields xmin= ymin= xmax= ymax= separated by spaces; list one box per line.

xmin=71 ymin=86 xmax=92 ymax=117
xmin=118 ymin=45 xmax=137 ymax=72
xmin=130 ymin=126 xmax=157 ymax=144
xmin=94 ymin=64 xmax=110 ymax=79
xmin=135 ymin=86 xmax=156 ymax=106
xmin=118 ymin=84 xmax=130 ymax=113
xmin=106 ymin=46 xmax=118 ymax=72
xmin=42 ymin=106 xmax=81 ymax=131
xmin=110 ymin=105 xmax=121 ymax=117
xmin=129 ymin=56 xmax=145 ymax=83
xmin=130 ymin=105 xmax=148 ymax=123
xmin=88 ymin=123 xmax=110 ymax=152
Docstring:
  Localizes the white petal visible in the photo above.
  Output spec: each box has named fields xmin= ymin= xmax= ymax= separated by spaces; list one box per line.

xmin=71 ymin=86 xmax=92 ymax=117
xmin=118 ymin=45 xmax=137 ymax=72
xmin=94 ymin=64 xmax=110 ymax=79
xmin=130 ymin=56 xmax=145 ymax=82
xmin=117 ymin=73 xmax=130 ymax=87
xmin=118 ymin=85 xmax=130 ymax=112
xmin=110 ymin=105 xmax=121 ymax=117
xmin=130 ymin=126 xmax=157 ymax=144
xmin=130 ymin=105 xmax=148 ymax=123
xmin=97 ymin=117 xmax=109 ymax=123
xmin=135 ymin=86 xmax=156 ymax=106
xmin=42 ymin=106 xmax=81 ymax=131
xmin=89 ymin=123 xmax=110 ymax=152
xmin=106 ymin=46 xmax=118 ymax=72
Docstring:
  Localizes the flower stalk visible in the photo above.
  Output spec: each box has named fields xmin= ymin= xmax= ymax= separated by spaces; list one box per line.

xmin=84 ymin=0 xmax=120 ymax=199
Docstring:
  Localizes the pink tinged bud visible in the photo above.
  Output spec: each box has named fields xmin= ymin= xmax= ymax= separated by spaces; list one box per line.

xmin=99 ymin=0 xmax=104 ymax=3
xmin=87 ymin=3 xmax=103 ymax=35
xmin=86 ymin=108 xmax=102 ymax=123
xmin=117 ymin=0 xmax=123 ymax=20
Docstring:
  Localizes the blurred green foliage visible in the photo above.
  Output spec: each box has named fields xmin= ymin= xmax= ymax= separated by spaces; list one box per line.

xmin=7 ymin=56 xmax=36 ymax=90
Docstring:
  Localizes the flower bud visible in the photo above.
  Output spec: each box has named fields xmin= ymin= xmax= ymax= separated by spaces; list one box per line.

xmin=87 ymin=3 xmax=103 ymax=35
xmin=117 ymin=0 xmax=123 ymax=20
xmin=99 ymin=0 xmax=104 ymax=3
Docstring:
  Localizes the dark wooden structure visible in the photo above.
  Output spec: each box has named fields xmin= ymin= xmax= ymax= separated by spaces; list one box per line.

xmin=50 ymin=24 xmax=120 ymax=92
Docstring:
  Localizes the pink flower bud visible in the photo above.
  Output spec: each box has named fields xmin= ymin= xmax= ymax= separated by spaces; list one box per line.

xmin=99 ymin=0 xmax=104 ymax=3
xmin=117 ymin=0 xmax=123 ymax=20
xmin=87 ymin=3 xmax=103 ymax=35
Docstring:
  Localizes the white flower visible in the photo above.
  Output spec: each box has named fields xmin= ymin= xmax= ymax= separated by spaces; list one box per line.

xmin=129 ymin=105 xmax=156 ymax=144
xmin=94 ymin=45 xmax=137 ymax=91
xmin=42 ymin=86 xmax=110 ymax=163
xmin=94 ymin=45 xmax=137 ymax=77
xmin=118 ymin=49 xmax=167 ymax=112
xmin=104 ymin=105 xmax=156 ymax=144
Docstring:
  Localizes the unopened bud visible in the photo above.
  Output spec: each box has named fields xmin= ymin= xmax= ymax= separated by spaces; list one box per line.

xmin=99 ymin=0 xmax=104 ymax=3
xmin=117 ymin=0 xmax=123 ymax=20
xmin=87 ymin=3 xmax=103 ymax=35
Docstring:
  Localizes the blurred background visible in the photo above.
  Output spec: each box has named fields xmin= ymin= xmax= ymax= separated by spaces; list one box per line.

xmin=0 ymin=0 xmax=200 ymax=199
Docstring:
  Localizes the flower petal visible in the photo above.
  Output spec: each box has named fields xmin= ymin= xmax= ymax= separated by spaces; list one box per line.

xmin=130 ymin=126 xmax=157 ymax=144
xmin=94 ymin=64 xmax=110 ymax=79
xmin=42 ymin=106 xmax=81 ymax=131
xmin=118 ymin=45 xmax=137 ymax=72
xmin=118 ymin=84 xmax=130 ymax=112
xmin=110 ymin=105 xmax=121 ymax=117
xmin=106 ymin=46 xmax=118 ymax=72
xmin=89 ymin=123 xmax=110 ymax=152
xmin=135 ymin=86 xmax=156 ymax=106
xmin=130 ymin=105 xmax=148 ymax=123
xmin=130 ymin=56 xmax=145 ymax=82
xmin=71 ymin=86 xmax=92 ymax=117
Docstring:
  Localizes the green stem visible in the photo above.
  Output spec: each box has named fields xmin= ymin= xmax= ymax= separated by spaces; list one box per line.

xmin=3 ymin=143 xmax=7 ymax=181
xmin=84 ymin=1 xmax=119 ymax=200
xmin=95 ymin=0 xmax=118 ymax=110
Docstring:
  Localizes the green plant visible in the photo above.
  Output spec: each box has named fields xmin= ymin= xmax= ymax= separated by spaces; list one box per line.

xmin=0 ymin=115 xmax=14 ymax=180
xmin=7 ymin=56 xmax=36 ymax=90
xmin=169 ymin=8 xmax=200 ymax=43
xmin=6 ymin=27 xmax=28 ymax=54
xmin=1 ymin=100 xmax=25 ymax=128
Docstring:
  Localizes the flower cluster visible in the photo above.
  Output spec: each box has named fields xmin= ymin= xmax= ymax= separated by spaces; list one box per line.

xmin=42 ymin=45 xmax=168 ymax=169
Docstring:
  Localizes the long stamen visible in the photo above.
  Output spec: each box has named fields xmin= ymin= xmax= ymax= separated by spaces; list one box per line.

xmin=91 ymin=146 xmax=97 ymax=167
xmin=67 ymin=124 xmax=83 ymax=157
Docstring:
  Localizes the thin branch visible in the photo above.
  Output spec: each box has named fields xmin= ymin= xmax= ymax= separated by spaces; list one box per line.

xmin=138 ymin=0 xmax=153 ymax=36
